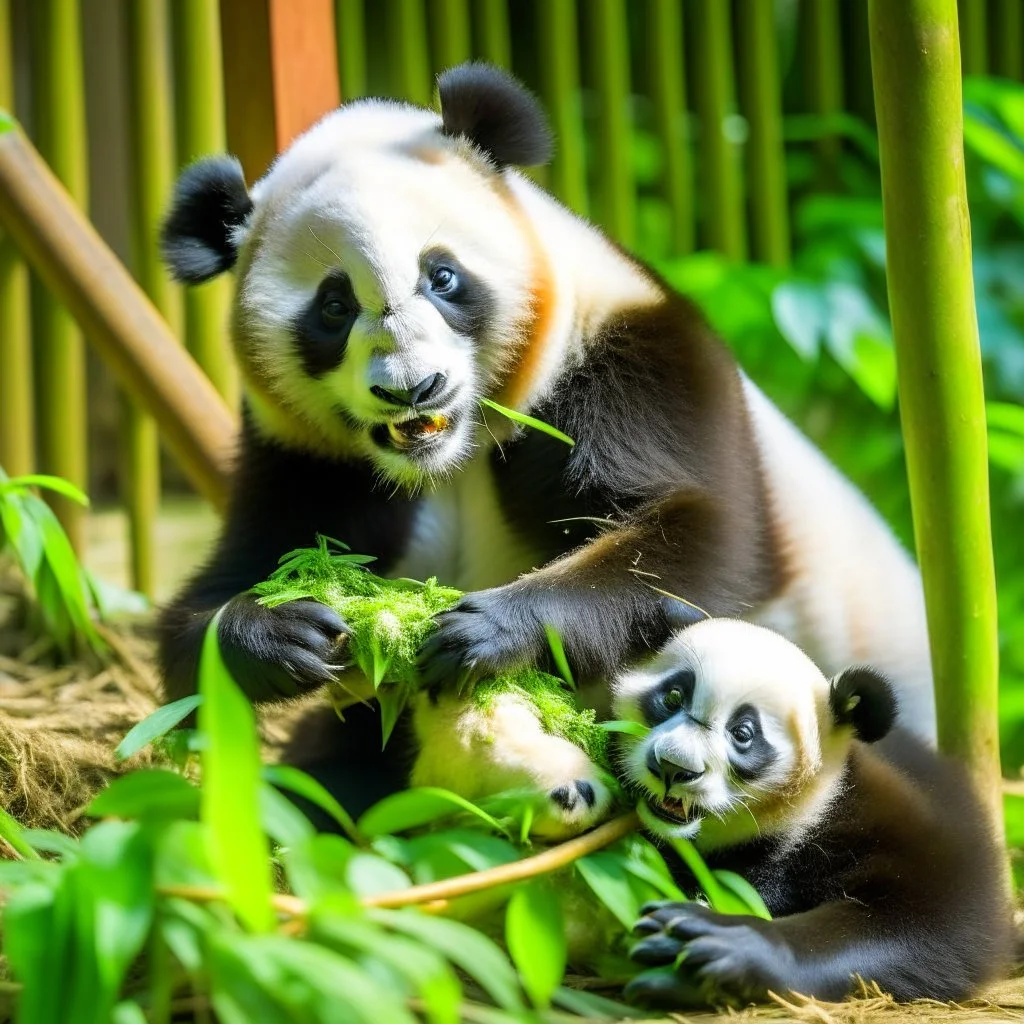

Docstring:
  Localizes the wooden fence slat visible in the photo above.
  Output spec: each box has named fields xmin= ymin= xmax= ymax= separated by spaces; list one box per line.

xmin=737 ymin=0 xmax=790 ymax=267
xmin=647 ymin=0 xmax=694 ymax=256
xmin=28 ymin=0 xmax=89 ymax=554
xmin=174 ymin=0 xmax=238 ymax=410
xmin=0 ymin=127 xmax=235 ymax=509
xmin=0 ymin=0 xmax=33 ymax=478
xmin=538 ymin=0 xmax=588 ymax=217
xmin=336 ymin=0 xmax=367 ymax=99
xmin=690 ymin=0 xmax=747 ymax=260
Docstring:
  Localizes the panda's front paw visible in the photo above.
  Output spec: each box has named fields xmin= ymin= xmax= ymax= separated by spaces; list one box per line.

xmin=626 ymin=903 xmax=792 ymax=1008
xmin=219 ymin=593 xmax=350 ymax=702
xmin=535 ymin=775 xmax=615 ymax=840
xmin=417 ymin=585 xmax=544 ymax=690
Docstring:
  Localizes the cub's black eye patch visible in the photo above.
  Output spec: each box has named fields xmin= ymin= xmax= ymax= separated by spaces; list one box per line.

xmin=419 ymin=249 xmax=494 ymax=338
xmin=726 ymin=704 xmax=775 ymax=782
xmin=292 ymin=271 xmax=359 ymax=376
xmin=639 ymin=668 xmax=696 ymax=725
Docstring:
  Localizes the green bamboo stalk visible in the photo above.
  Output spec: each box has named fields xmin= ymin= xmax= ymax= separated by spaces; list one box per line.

xmin=803 ymin=0 xmax=844 ymax=181
xmin=389 ymin=0 xmax=432 ymax=105
xmin=336 ymin=0 xmax=367 ymax=99
xmin=690 ymin=0 xmax=746 ymax=260
xmin=537 ymin=0 xmax=588 ymax=216
xmin=993 ymin=0 xmax=1022 ymax=81
xmin=956 ymin=0 xmax=988 ymax=75
xmin=431 ymin=0 xmax=472 ymax=71
xmin=588 ymin=0 xmax=635 ymax=248
xmin=173 ymin=0 xmax=238 ymax=411
xmin=0 ymin=0 xmax=33 ymax=477
xmin=474 ymin=0 xmax=510 ymax=69
xmin=646 ymin=0 xmax=693 ymax=255
xmin=736 ymin=0 xmax=789 ymax=267
xmin=28 ymin=0 xmax=89 ymax=555
xmin=126 ymin=0 xmax=181 ymax=598
xmin=869 ymin=0 xmax=1001 ymax=821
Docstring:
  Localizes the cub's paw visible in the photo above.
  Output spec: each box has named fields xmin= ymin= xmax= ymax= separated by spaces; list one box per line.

xmin=626 ymin=903 xmax=792 ymax=1008
xmin=533 ymin=775 xmax=615 ymax=840
xmin=219 ymin=593 xmax=350 ymax=701
xmin=417 ymin=586 xmax=544 ymax=690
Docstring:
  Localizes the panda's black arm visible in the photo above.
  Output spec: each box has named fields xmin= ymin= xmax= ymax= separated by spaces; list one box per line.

xmin=627 ymin=898 xmax=996 ymax=1007
xmin=159 ymin=416 xmax=417 ymax=702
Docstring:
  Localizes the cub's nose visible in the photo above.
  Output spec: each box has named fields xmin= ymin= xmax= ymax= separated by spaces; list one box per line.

xmin=647 ymin=748 xmax=705 ymax=787
xmin=370 ymin=372 xmax=447 ymax=408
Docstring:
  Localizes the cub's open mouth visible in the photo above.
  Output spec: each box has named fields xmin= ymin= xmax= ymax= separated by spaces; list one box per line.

xmin=373 ymin=413 xmax=450 ymax=451
xmin=645 ymin=796 xmax=701 ymax=827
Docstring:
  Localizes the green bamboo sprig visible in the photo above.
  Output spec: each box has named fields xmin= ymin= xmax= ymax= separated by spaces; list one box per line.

xmin=869 ymin=0 xmax=1001 ymax=824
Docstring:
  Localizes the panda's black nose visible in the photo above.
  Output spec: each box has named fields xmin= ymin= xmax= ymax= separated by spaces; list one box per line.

xmin=371 ymin=372 xmax=447 ymax=408
xmin=647 ymin=748 xmax=704 ymax=787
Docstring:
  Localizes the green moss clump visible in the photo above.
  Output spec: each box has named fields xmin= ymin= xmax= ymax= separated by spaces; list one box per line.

xmin=251 ymin=537 xmax=609 ymax=767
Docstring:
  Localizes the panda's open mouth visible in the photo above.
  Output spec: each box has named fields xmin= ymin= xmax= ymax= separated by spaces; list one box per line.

xmin=372 ymin=413 xmax=451 ymax=452
xmin=645 ymin=796 xmax=702 ymax=827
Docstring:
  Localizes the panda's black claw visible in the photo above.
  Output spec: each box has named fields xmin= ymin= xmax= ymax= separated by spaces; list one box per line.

xmin=624 ymin=968 xmax=706 ymax=1009
xmin=629 ymin=933 xmax=685 ymax=966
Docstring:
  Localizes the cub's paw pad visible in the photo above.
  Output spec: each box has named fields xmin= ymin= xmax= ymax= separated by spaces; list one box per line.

xmin=220 ymin=595 xmax=350 ymax=700
xmin=534 ymin=777 xmax=613 ymax=839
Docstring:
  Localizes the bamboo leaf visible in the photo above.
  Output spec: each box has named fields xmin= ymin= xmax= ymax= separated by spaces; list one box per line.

xmin=479 ymin=398 xmax=575 ymax=446
xmin=116 ymin=695 xmax=202 ymax=761
xmin=358 ymin=787 xmax=507 ymax=838
xmin=598 ymin=719 xmax=651 ymax=738
xmin=87 ymin=770 xmax=199 ymax=822
xmin=576 ymin=850 xmax=642 ymax=929
xmin=0 ymin=473 xmax=90 ymax=505
xmin=505 ymin=880 xmax=566 ymax=1008
xmin=713 ymin=869 xmax=772 ymax=919
xmin=544 ymin=624 xmax=575 ymax=689
xmin=262 ymin=764 xmax=362 ymax=844
xmin=198 ymin=614 xmax=274 ymax=933
xmin=0 ymin=805 xmax=41 ymax=860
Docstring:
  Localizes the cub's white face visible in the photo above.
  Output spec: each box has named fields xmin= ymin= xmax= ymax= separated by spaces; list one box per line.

xmin=234 ymin=102 xmax=538 ymax=484
xmin=613 ymin=619 xmax=843 ymax=848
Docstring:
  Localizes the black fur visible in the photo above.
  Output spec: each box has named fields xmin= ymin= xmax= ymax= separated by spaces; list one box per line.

xmin=638 ymin=669 xmax=697 ymax=727
xmin=437 ymin=63 xmax=552 ymax=167
xmin=420 ymin=248 xmax=497 ymax=338
xmin=161 ymin=156 xmax=252 ymax=283
xmin=627 ymin=729 xmax=1012 ymax=1007
xmin=725 ymin=706 xmax=775 ymax=782
xmin=829 ymin=665 xmax=898 ymax=742
xmin=292 ymin=271 xmax=360 ymax=376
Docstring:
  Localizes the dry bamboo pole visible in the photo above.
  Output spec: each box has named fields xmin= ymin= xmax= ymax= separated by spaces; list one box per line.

xmin=336 ymin=0 xmax=367 ymax=99
xmin=803 ymin=0 xmax=844 ymax=183
xmin=125 ymin=0 xmax=181 ymax=598
xmin=993 ymin=0 xmax=1023 ymax=81
xmin=537 ymin=0 xmax=588 ymax=217
xmin=174 ymin=0 xmax=238 ymax=409
xmin=589 ymin=0 xmax=635 ymax=249
xmin=869 ymin=0 xmax=1002 ymax=823
xmin=690 ymin=0 xmax=746 ymax=261
xmin=736 ymin=0 xmax=790 ymax=268
xmin=956 ymin=0 xmax=988 ymax=75
xmin=390 ymin=0 xmax=431 ymax=105
xmin=0 ymin=0 xmax=33 ymax=477
xmin=431 ymin=0 xmax=472 ymax=71
xmin=647 ymin=0 xmax=693 ymax=255
xmin=474 ymin=0 xmax=510 ymax=69
xmin=0 ymin=126 xmax=235 ymax=509
xmin=27 ymin=0 xmax=89 ymax=554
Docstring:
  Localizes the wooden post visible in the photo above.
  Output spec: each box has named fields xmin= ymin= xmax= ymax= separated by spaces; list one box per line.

xmin=869 ymin=0 xmax=1001 ymax=823
xmin=219 ymin=0 xmax=341 ymax=183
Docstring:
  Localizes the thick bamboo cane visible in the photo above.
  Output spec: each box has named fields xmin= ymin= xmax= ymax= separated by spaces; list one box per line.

xmin=0 ymin=127 xmax=235 ymax=509
xmin=336 ymin=0 xmax=367 ymax=99
xmin=869 ymin=0 xmax=1001 ymax=822
xmin=390 ymin=0 xmax=431 ymax=106
xmin=475 ymin=0 xmax=511 ymax=70
xmin=431 ymin=0 xmax=472 ymax=71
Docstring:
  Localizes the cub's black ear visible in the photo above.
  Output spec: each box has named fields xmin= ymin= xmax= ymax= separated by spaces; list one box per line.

xmin=828 ymin=666 xmax=898 ymax=743
xmin=161 ymin=156 xmax=252 ymax=283
xmin=438 ymin=62 xmax=552 ymax=167
xmin=659 ymin=595 xmax=710 ymax=632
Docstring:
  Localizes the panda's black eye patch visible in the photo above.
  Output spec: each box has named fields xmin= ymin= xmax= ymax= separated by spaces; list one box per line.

xmin=726 ymin=704 xmax=775 ymax=781
xmin=420 ymin=249 xmax=494 ymax=338
xmin=639 ymin=668 xmax=696 ymax=725
xmin=292 ymin=271 xmax=360 ymax=376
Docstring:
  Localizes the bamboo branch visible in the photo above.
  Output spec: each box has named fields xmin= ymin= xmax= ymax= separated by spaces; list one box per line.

xmin=868 ymin=0 xmax=1001 ymax=824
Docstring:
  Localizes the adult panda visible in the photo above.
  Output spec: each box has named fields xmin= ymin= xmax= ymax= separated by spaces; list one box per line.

xmin=615 ymin=619 xmax=1010 ymax=1007
xmin=158 ymin=62 xmax=934 ymax=811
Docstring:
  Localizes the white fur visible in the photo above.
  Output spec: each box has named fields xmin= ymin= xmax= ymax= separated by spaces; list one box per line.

xmin=613 ymin=620 xmax=852 ymax=852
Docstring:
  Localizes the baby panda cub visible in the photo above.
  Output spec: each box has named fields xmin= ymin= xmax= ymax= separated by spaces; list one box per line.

xmin=614 ymin=619 xmax=1010 ymax=1008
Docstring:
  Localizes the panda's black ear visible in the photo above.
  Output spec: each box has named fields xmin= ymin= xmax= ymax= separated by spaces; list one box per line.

xmin=438 ymin=62 xmax=552 ymax=168
xmin=161 ymin=156 xmax=253 ymax=284
xmin=659 ymin=594 xmax=710 ymax=632
xmin=828 ymin=666 xmax=898 ymax=743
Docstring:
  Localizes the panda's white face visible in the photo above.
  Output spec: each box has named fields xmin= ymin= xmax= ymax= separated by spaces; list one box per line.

xmin=613 ymin=620 xmax=845 ymax=849
xmin=234 ymin=102 xmax=538 ymax=485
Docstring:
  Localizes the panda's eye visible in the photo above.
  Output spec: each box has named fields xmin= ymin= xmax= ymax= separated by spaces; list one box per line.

xmin=321 ymin=296 xmax=351 ymax=325
xmin=430 ymin=266 xmax=458 ymax=296
xmin=663 ymin=688 xmax=684 ymax=712
xmin=730 ymin=720 xmax=755 ymax=747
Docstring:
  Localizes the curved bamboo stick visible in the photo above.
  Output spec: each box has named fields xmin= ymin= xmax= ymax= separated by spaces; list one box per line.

xmin=0 ymin=126 xmax=236 ymax=509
